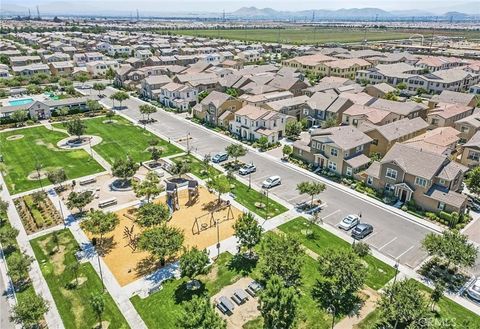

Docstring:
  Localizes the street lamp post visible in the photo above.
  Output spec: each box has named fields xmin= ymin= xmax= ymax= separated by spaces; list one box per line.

xmin=248 ymin=172 xmax=252 ymax=190
xmin=215 ymin=218 xmax=220 ymax=258
xmin=263 ymin=188 xmax=269 ymax=221
xmin=58 ymin=197 xmax=65 ymax=228
xmin=97 ymin=253 xmax=105 ymax=292
xmin=390 ymin=261 xmax=400 ymax=304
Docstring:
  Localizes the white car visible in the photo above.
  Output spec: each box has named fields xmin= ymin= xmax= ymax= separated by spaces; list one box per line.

xmin=467 ymin=278 xmax=480 ymax=301
xmin=239 ymin=163 xmax=256 ymax=175
xmin=262 ymin=176 xmax=281 ymax=189
xmin=308 ymin=125 xmax=320 ymax=133
xmin=338 ymin=215 xmax=360 ymax=231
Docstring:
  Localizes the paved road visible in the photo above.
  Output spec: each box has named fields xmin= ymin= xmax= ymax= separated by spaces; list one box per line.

xmin=0 ymin=275 xmax=14 ymax=329
xmin=97 ymin=87 xmax=433 ymax=268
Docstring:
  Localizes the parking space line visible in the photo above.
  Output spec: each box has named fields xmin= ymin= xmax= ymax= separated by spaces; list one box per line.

xmin=363 ymin=232 xmax=378 ymax=241
xmin=378 ymin=237 xmax=398 ymax=251
xmin=322 ymin=209 xmax=340 ymax=220
xmin=395 ymin=245 xmax=415 ymax=260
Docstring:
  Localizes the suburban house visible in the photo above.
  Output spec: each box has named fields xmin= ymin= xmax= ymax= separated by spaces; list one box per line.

xmin=192 ymin=91 xmax=242 ymax=127
xmin=454 ymin=111 xmax=480 ymax=143
xmin=363 ymin=117 xmax=429 ymax=156
xmin=429 ymin=90 xmax=478 ymax=108
xmin=266 ymin=76 xmax=309 ymax=96
xmin=282 ymin=53 xmax=335 ymax=73
xmin=319 ymin=58 xmax=373 ymax=79
xmin=402 ymin=127 xmax=461 ymax=156
xmin=85 ymin=60 xmax=120 ymax=76
xmin=364 ymin=83 xmax=396 ymax=98
xmin=158 ymin=82 xmax=198 ymax=111
xmin=363 ymin=143 xmax=467 ymax=213
xmin=263 ymin=95 xmax=310 ymax=120
xmin=229 ymin=104 xmax=291 ymax=143
xmin=342 ymin=104 xmax=401 ymax=127
xmin=12 ymin=64 xmax=51 ymax=76
xmin=427 ymin=103 xmax=474 ymax=128
xmin=460 ymin=131 xmax=480 ymax=168
xmin=240 ymin=91 xmax=293 ymax=106
xmin=292 ymin=126 xmax=372 ymax=176
xmin=48 ymin=61 xmax=74 ymax=76
xmin=140 ymin=75 xmax=173 ymax=99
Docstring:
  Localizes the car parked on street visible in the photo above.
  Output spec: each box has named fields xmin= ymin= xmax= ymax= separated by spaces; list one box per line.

xmin=262 ymin=176 xmax=281 ymax=189
xmin=338 ymin=214 xmax=360 ymax=231
xmin=239 ymin=163 xmax=256 ymax=175
xmin=212 ymin=152 xmax=228 ymax=163
xmin=466 ymin=277 xmax=480 ymax=301
xmin=351 ymin=223 xmax=373 ymax=239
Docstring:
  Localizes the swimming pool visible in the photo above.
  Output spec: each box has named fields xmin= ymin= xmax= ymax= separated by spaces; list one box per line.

xmin=9 ymin=98 xmax=34 ymax=106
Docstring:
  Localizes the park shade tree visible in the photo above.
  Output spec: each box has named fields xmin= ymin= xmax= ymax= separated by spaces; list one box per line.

xmin=206 ymin=172 xmax=231 ymax=205
xmin=132 ymin=171 xmax=163 ymax=203
xmin=137 ymin=224 xmax=184 ymax=266
xmin=150 ymin=146 xmax=163 ymax=163
xmin=92 ymin=82 xmax=106 ymax=95
xmin=296 ymin=181 xmax=326 ymax=206
xmin=179 ymin=247 xmax=209 ymax=284
xmin=312 ymin=248 xmax=367 ymax=318
xmin=110 ymin=91 xmax=129 ymax=109
xmin=46 ymin=168 xmax=67 ymax=190
xmin=172 ymin=160 xmax=190 ymax=179
xmin=111 ymin=156 xmax=139 ymax=187
xmin=285 ymin=121 xmax=303 ymax=140
xmin=0 ymin=225 xmax=19 ymax=249
xmin=87 ymin=99 xmax=103 ymax=113
xmin=376 ymin=279 xmax=430 ymax=328
xmin=179 ymin=295 xmax=226 ymax=329
xmin=225 ymin=143 xmax=247 ymax=164
xmin=11 ymin=110 xmax=27 ymax=127
xmin=422 ymin=229 xmax=477 ymax=269
xmin=64 ymin=118 xmax=87 ymax=141
xmin=135 ymin=202 xmax=170 ymax=227
xmin=81 ymin=210 xmax=119 ymax=250
xmin=233 ymin=212 xmax=263 ymax=256
xmin=259 ymin=275 xmax=298 ymax=329
xmin=89 ymin=293 xmax=105 ymax=328
xmin=466 ymin=166 xmax=480 ymax=196
xmin=11 ymin=293 xmax=49 ymax=328
xmin=66 ymin=190 xmax=94 ymax=213
xmin=139 ymin=104 xmax=157 ymax=123
xmin=8 ymin=251 xmax=33 ymax=287
xmin=258 ymin=233 xmax=304 ymax=287
xmin=76 ymin=72 xmax=90 ymax=86
xmin=282 ymin=145 xmax=292 ymax=159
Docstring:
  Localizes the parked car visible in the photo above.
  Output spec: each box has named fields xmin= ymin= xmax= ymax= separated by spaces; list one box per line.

xmin=262 ymin=176 xmax=281 ymax=189
xmin=467 ymin=197 xmax=480 ymax=212
xmin=308 ymin=125 xmax=320 ymax=133
xmin=351 ymin=223 xmax=373 ymax=240
xmin=466 ymin=278 xmax=480 ymax=301
xmin=212 ymin=152 xmax=228 ymax=163
xmin=239 ymin=163 xmax=256 ymax=175
xmin=338 ymin=215 xmax=360 ymax=231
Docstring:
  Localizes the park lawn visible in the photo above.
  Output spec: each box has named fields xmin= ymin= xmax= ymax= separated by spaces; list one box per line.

xmin=355 ymin=279 xmax=480 ymax=328
xmin=30 ymin=229 xmax=129 ymax=329
xmin=278 ymin=217 xmax=395 ymax=290
xmin=80 ymin=116 xmax=182 ymax=164
xmin=0 ymin=126 xmax=104 ymax=194
xmin=171 ymin=154 xmax=288 ymax=218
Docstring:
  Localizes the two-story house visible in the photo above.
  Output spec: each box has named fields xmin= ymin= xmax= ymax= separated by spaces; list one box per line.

xmin=192 ymin=91 xmax=243 ymax=127
xmin=460 ymin=131 xmax=480 ymax=168
xmin=159 ymin=82 xmax=198 ymax=111
xmin=140 ymin=75 xmax=173 ymax=99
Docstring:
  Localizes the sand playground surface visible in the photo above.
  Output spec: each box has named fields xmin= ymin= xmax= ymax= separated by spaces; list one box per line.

xmin=88 ymin=186 xmax=242 ymax=286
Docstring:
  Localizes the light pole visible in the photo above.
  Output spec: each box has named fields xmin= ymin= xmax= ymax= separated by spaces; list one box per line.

xmin=215 ymin=218 xmax=221 ymax=258
xmin=248 ymin=172 xmax=252 ymax=190
xmin=263 ymin=188 xmax=269 ymax=221
xmin=390 ymin=261 xmax=400 ymax=304
xmin=58 ymin=196 xmax=65 ymax=228
xmin=186 ymin=132 xmax=190 ymax=154
xmin=88 ymin=137 xmax=93 ymax=158
xmin=97 ymin=253 xmax=105 ymax=292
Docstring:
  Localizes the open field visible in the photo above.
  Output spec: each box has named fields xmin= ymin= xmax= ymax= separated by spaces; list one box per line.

xmin=0 ymin=126 xmax=104 ymax=194
xmin=30 ymin=229 xmax=129 ymax=329
xmin=160 ymin=27 xmax=480 ymax=45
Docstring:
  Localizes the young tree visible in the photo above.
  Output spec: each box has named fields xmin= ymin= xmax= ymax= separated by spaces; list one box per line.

xmin=76 ymin=72 xmax=90 ymax=86
xmin=296 ymin=181 xmax=326 ymax=207
xmin=89 ymin=293 xmax=105 ymax=328
xmin=111 ymin=156 xmax=139 ymax=187
xmin=0 ymin=225 xmax=19 ymax=249
xmin=64 ymin=118 xmax=87 ymax=141
xmin=10 ymin=294 xmax=49 ymax=328
xmin=132 ymin=171 xmax=163 ymax=203
xmin=110 ymin=91 xmax=129 ymax=109
xmin=430 ymin=280 xmax=445 ymax=312
xmin=258 ymin=233 xmax=304 ymax=287
xmin=233 ymin=212 xmax=263 ymax=256
xmin=86 ymin=99 xmax=103 ymax=113
xmin=179 ymin=247 xmax=209 ymax=285
xmin=466 ymin=166 xmax=480 ymax=196
xmin=352 ymin=241 xmax=371 ymax=258
xmin=135 ymin=202 xmax=170 ymax=227
xmin=105 ymin=66 xmax=116 ymax=83
xmin=260 ymin=275 xmax=298 ymax=329
xmin=206 ymin=173 xmax=231 ymax=205
xmin=66 ymin=191 xmax=93 ymax=213
xmin=172 ymin=160 xmax=190 ymax=179
xmin=81 ymin=210 xmax=119 ymax=247
xmin=137 ymin=224 xmax=184 ymax=266
xmin=46 ymin=168 xmax=67 ymax=190
xmin=93 ymin=82 xmax=106 ymax=95
xmin=179 ymin=295 xmax=226 ymax=329
xmin=285 ymin=121 xmax=303 ymax=139
xmin=422 ymin=230 xmax=477 ymax=269
xmin=8 ymin=251 xmax=33 ymax=286
xmin=225 ymin=143 xmax=247 ymax=164
xmin=150 ymin=146 xmax=163 ymax=163
xmin=56 ymin=107 xmax=69 ymax=117
xmin=256 ymin=136 xmax=269 ymax=151
xmin=11 ymin=110 xmax=27 ymax=127
xmin=139 ymin=104 xmax=157 ymax=123
xmin=312 ymin=248 xmax=367 ymax=317
xmin=282 ymin=145 xmax=293 ymax=159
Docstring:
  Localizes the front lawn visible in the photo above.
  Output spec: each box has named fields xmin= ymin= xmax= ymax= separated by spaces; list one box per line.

xmin=0 ymin=126 xmax=104 ymax=194
xmin=278 ymin=217 xmax=396 ymax=290
xmin=171 ymin=154 xmax=288 ymax=218
xmin=30 ymin=229 xmax=129 ymax=329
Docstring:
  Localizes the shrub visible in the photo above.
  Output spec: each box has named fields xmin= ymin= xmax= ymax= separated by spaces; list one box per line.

xmin=352 ymin=242 xmax=371 ymax=257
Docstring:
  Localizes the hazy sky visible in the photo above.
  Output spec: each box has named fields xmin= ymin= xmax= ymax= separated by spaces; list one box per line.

xmin=9 ymin=0 xmax=479 ymax=13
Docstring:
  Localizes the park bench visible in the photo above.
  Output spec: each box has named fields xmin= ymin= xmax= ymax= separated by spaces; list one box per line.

xmin=98 ymin=197 xmax=117 ymax=208
xmin=79 ymin=177 xmax=96 ymax=186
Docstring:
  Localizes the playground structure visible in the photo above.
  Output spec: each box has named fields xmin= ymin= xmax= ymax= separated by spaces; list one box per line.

xmin=192 ymin=201 xmax=236 ymax=235
xmin=166 ymin=181 xmax=179 ymax=213
xmin=187 ymin=179 xmax=199 ymax=205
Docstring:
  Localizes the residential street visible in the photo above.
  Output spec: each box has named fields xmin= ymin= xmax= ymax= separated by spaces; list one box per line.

xmin=97 ymin=87 xmax=433 ymax=269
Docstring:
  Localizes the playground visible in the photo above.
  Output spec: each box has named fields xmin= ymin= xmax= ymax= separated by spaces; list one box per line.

xmin=98 ymin=184 xmax=242 ymax=286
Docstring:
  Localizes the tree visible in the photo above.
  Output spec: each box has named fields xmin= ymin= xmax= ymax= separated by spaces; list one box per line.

xmin=312 ymin=248 xmax=367 ymax=318
xmin=86 ymin=99 xmax=102 ymax=113
xmin=466 ymin=166 xmax=480 ymax=196
xmin=225 ymin=143 xmax=247 ymax=164
xmin=68 ymin=260 xmax=80 ymax=287
xmin=172 ymin=160 xmax=190 ymax=179
xmin=93 ymin=82 xmax=106 ymax=95
xmin=64 ymin=118 xmax=86 ymax=141
xmin=206 ymin=172 xmax=231 ymax=204
xmin=258 ymin=233 xmax=304 ymax=287
xmin=422 ymin=230 xmax=477 ymax=269
xmin=384 ymin=91 xmax=399 ymax=101
xmin=352 ymin=241 xmax=371 ymax=258
xmin=285 ymin=121 xmax=303 ymax=139
xmin=11 ymin=293 xmax=49 ymax=328
xmin=139 ymin=104 xmax=157 ymax=123
xmin=66 ymin=191 xmax=93 ymax=213
xmin=179 ymin=247 xmax=209 ymax=283
xmin=137 ymin=224 xmax=184 ymax=266
xmin=0 ymin=225 xmax=19 ymax=249
xmin=111 ymin=156 xmax=139 ymax=187
xmin=56 ymin=106 xmax=69 ymax=117
xmin=81 ymin=210 xmax=119 ymax=247
xmin=179 ymin=295 xmax=226 ymax=329
xmin=11 ymin=110 xmax=27 ymax=127
xmin=198 ymin=90 xmax=209 ymax=102
xmin=135 ymin=202 xmax=170 ymax=227
xmin=225 ymin=88 xmax=238 ymax=97
xmin=233 ymin=212 xmax=263 ymax=255
xmin=110 ymin=91 xmax=129 ymax=109
xmin=89 ymin=293 xmax=105 ymax=328
xmin=105 ymin=66 xmax=116 ymax=82
xmin=296 ymin=181 xmax=326 ymax=207
xmin=282 ymin=145 xmax=292 ymax=159
xmin=150 ymin=146 xmax=163 ymax=163
xmin=376 ymin=280 xmax=430 ymax=329
xmin=430 ymin=280 xmax=445 ymax=312
xmin=46 ymin=168 xmax=67 ymax=190
xmin=256 ymin=136 xmax=269 ymax=151
xmin=396 ymin=82 xmax=407 ymax=90
xmin=259 ymin=275 xmax=298 ymax=329
xmin=76 ymin=72 xmax=89 ymax=85
xmin=132 ymin=171 xmax=163 ymax=203
xmin=322 ymin=116 xmax=337 ymax=128
xmin=8 ymin=251 xmax=33 ymax=286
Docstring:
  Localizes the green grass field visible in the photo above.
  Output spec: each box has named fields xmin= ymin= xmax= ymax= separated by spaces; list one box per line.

xmin=0 ymin=126 xmax=104 ymax=194
xmin=160 ymin=27 xmax=480 ymax=45
xmin=30 ymin=230 xmax=129 ymax=329
xmin=278 ymin=217 xmax=395 ymax=290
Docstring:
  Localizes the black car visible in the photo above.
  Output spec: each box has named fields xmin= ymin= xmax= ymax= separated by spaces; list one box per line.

xmin=351 ymin=223 xmax=373 ymax=240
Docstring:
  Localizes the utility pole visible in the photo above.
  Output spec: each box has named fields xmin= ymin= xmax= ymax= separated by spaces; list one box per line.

xmin=36 ymin=5 xmax=41 ymax=20
xmin=136 ymin=9 xmax=139 ymax=22
xmin=28 ymin=8 xmax=31 ymax=19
